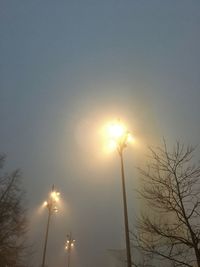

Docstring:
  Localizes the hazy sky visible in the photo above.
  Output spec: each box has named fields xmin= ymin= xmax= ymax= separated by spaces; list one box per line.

xmin=1 ymin=1 xmax=200 ymax=267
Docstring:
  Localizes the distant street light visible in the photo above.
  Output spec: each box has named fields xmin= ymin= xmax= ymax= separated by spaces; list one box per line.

xmin=65 ymin=233 xmax=75 ymax=267
xmin=106 ymin=120 xmax=133 ymax=267
xmin=41 ymin=185 xmax=60 ymax=267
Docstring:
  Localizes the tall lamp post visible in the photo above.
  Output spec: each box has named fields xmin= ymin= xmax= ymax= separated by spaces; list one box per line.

xmin=107 ymin=121 xmax=133 ymax=267
xmin=41 ymin=185 xmax=60 ymax=267
xmin=65 ymin=233 xmax=75 ymax=267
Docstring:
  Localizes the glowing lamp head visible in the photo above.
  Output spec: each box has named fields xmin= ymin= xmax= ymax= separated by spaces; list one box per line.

xmin=50 ymin=191 xmax=60 ymax=202
xmin=105 ymin=121 xmax=133 ymax=153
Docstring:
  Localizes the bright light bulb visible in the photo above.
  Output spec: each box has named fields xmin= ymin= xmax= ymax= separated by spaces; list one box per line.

xmin=127 ymin=133 xmax=134 ymax=143
xmin=108 ymin=123 xmax=125 ymax=139
xmin=54 ymin=206 xmax=58 ymax=212
xmin=51 ymin=191 xmax=56 ymax=198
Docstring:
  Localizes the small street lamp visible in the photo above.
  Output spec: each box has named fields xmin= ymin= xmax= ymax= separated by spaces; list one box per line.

xmin=106 ymin=121 xmax=133 ymax=267
xmin=65 ymin=233 xmax=75 ymax=267
xmin=41 ymin=185 xmax=60 ymax=267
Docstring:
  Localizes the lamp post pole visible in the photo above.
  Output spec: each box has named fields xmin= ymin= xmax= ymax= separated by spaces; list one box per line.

xmin=107 ymin=122 xmax=132 ymax=267
xmin=118 ymin=146 xmax=132 ymax=267
xmin=41 ymin=185 xmax=60 ymax=267
xmin=67 ymin=245 xmax=71 ymax=267
xmin=65 ymin=233 xmax=75 ymax=267
xmin=41 ymin=205 xmax=52 ymax=267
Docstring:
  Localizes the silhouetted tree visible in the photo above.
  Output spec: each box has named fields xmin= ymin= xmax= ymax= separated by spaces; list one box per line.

xmin=0 ymin=154 xmax=28 ymax=267
xmin=132 ymin=142 xmax=200 ymax=267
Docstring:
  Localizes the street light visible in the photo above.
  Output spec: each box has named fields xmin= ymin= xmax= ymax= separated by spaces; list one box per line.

xmin=41 ymin=185 xmax=60 ymax=267
xmin=65 ymin=233 xmax=75 ymax=267
xmin=107 ymin=121 xmax=133 ymax=267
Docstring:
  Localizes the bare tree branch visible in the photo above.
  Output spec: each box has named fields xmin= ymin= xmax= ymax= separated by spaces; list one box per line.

xmin=132 ymin=141 xmax=200 ymax=267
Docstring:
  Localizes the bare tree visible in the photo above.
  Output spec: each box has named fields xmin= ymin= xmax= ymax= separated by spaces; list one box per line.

xmin=0 ymin=154 xmax=28 ymax=267
xmin=132 ymin=142 xmax=200 ymax=267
